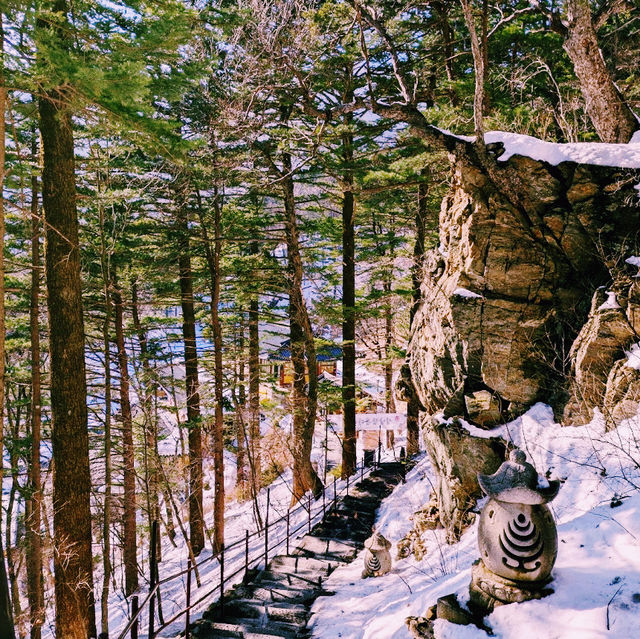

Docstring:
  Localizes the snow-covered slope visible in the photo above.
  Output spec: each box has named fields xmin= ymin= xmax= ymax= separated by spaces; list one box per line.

xmin=310 ymin=405 xmax=640 ymax=639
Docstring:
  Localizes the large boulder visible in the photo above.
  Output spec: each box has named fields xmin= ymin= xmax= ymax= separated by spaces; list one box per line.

xmin=409 ymin=158 xmax=640 ymax=417
xmin=408 ymin=148 xmax=640 ymax=539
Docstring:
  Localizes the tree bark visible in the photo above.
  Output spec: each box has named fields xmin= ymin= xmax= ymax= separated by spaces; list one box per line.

xmin=99 ymin=239 xmax=112 ymax=635
xmin=460 ymin=0 xmax=486 ymax=141
xmin=197 ymin=185 xmax=225 ymax=553
xmin=562 ymin=0 xmax=637 ymax=143
xmin=281 ymin=152 xmax=323 ymax=502
xmin=341 ymin=81 xmax=357 ymax=479
xmin=406 ymin=179 xmax=429 ymax=456
xmin=235 ymin=320 xmax=247 ymax=500
xmin=37 ymin=1 xmax=96 ymax=633
xmin=177 ymin=207 xmax=204 ymax=555
xmin=26 ymin=131 xmax=44 ymax=639
xmin=131 ymin=281 xmax=161 ymax=560
xmin=384 ymin=280 xmax=396 ymax=414
xmin=248 ymin=249 xmax=262 ymax=498
xmin=113 ymin=271 xmax=139 ymax=594
xmin=0 ymin=16 xmax=15 ymax=637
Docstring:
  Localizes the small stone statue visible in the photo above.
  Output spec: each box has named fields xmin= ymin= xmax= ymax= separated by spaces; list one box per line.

xmin=471 ymin=449 xmax=560 ymax=611
xmin=362 ymin=529 xmax=392 ymax=578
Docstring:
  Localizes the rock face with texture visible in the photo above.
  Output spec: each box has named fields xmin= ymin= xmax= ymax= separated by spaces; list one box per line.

xmin=423 ymin=416 xmax=505 ymax=540
xmin=409 ymin=158 xmax=640 ymax=417
xmin=564 ymin=276 xmax=640 ymax=426
xmin=408 ymin=149 xmax=640 ymax=538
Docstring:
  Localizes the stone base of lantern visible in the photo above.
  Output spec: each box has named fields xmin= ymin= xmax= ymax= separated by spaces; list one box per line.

xmin=469 ymin=560 xmax=554 ymax=613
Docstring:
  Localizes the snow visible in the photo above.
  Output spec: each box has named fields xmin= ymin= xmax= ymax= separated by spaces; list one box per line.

xmin=483 ymin=131 xmax=640 ymax=168
xmin=439 ymin=128 xmax=640 ymax=169
xmin=453 ymin=288 xmax=483 ymax=299
xmin=625 ymin=255 xmax=640 ymax=268
xmin=311 ymin=403 xmax=640 ymax=639
xmin=625 ymin=343 xmax=640 ymax=370
xmin=598 ymin=291 xmax=621 ymax=310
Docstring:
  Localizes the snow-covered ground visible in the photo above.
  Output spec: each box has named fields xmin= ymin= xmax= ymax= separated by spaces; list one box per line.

xmin=310 ymin=404 xmax=640 ymax=639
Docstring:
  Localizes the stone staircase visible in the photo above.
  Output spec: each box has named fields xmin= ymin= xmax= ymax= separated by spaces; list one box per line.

xmin=191 ymin=462 xmax=406 ymax=639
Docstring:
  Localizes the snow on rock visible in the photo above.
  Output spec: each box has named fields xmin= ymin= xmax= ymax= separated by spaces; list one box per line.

xmin=625 ymin=256 xmax=640 ymax=268
xmin=598 ymin=291 xmax=621 ymax=310
xmin=452 ymin=288 xmax=484 ymax=299
xmin=484 ymin=131 xmax=640 ymax=168
xmin=311 ymin=403 xmax=640 ymax=639
xmin=439 ymin=128 xmax=640 ymax=169
xmin=625 ymin=343 xmax=640 ymax=370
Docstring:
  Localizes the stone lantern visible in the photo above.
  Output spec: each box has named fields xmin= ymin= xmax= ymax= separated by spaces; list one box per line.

xmin=362 ymin=529 xmax=392 ymax=578
xmin=470 ymin=449 xmax=560 ymax=612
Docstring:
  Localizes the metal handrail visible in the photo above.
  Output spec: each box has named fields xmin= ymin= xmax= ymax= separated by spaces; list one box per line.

xmin=116 ymin=456 xmax=382 ymax=639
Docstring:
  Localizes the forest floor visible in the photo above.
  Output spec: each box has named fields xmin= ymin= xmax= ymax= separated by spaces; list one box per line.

xmin=309 ymin=404 xmax=640 ymax=639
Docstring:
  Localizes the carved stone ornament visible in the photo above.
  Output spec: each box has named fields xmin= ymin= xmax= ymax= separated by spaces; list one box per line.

xmin=471 ymin=449 xmax=560 ymax=610
xmin=362 ymin=529 xmax=392 ymax=578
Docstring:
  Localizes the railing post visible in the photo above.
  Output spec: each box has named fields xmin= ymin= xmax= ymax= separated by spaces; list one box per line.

xmin=322 ymin=482 xmax=325 ymax=517
xmin=286 ymin=510 xmax=290 ymax=555
xmin=333 ymin=476 xmax=337 ymax=510
xmin=308 ymin=493 xmax=312 ymax=533
xmin=377 ymin=437 xmax=381 ymax=467
xmin=245 ymin=530 xmax=249 ymax=577
xmin=346 ymin=473 xmax=349 ymax=496
xmin=185 ymin=558 xmax=192 ymax=639
xmin=264 ymin=488 xmax=270 ymax=568
xmin=219 ymin=543 xmax=225 ymax=617
xmin=148 ymin=520 xmax=158 ymax=639
xmin=131 ymin=595 xmax=139 ymax=639
xmin=361 ymin=457 xmax=364 ymax=481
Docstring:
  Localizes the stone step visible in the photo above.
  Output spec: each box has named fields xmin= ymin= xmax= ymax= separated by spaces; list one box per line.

xmin=257 ymin=569 xmax=324 ymax=589
xmin=293 ymin=535 xmax=359 ymax=561
xmin=194 ymin=620 xmax=296 ymax=639
xmin=269 ymin=554 xmax=336 ymax=575
xmin=250 ymin=584 xmax=319 ymax=604
xmin=220 ymin=616 xmax=304 ymax=638
xmin=220 ymin=598 xmax=308 ymax=625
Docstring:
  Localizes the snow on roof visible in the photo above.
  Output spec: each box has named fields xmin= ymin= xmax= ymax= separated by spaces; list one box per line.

xmin=442 ymin=128 xmax=640 ymax=169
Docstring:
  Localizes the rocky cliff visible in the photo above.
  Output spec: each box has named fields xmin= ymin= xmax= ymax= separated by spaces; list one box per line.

xmin=407 ymin=139 xmax=640 ymax=538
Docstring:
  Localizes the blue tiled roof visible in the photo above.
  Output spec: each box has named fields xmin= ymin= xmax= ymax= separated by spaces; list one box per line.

xmin=268 ymin=339 xmax=342 ymax=362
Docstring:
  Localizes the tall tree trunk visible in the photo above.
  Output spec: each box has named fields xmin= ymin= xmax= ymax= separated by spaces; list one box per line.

xmin=460 ymin=0 xmax=486 ymax=141
xmin=197 ymin=184 xmax=225 ymax=553
xmin=177 ymin=207 xmax=204 ymax=555
xmin=248 ymin=249 xmax=261 ymax=498
xmin=384 ymin=284 xmax=396 ymax=414
xmin=26 ymin=132 xmax=44 ymax=639
xmin=235 ymin=319 xmax=247 ymax=500
xmin=433 ymin=0 xmax=458 ymax=105
xmin=561 ymin=0 xmax=637 ymax=143
xmin=406 ymin=179 xmax=429 ymax=456
xmin=131 ymin=281 xmax=161 ymax=559
xmin=113 ymin=271 xmax=139 ymax=594
xmin=37 ymin=0 xmax=96 ymax=633
xmin=341 ymin=85 xmax=357 ymax=479
xmin=0 ymin=16 xmax=15 ymax=638
xmin=281 ymin=153 xmax=323 ymax=503
xmin=99 ymin=257 xmax=112 ymax=635
xmin=5 ymin=402 xmax=23 ymax=636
